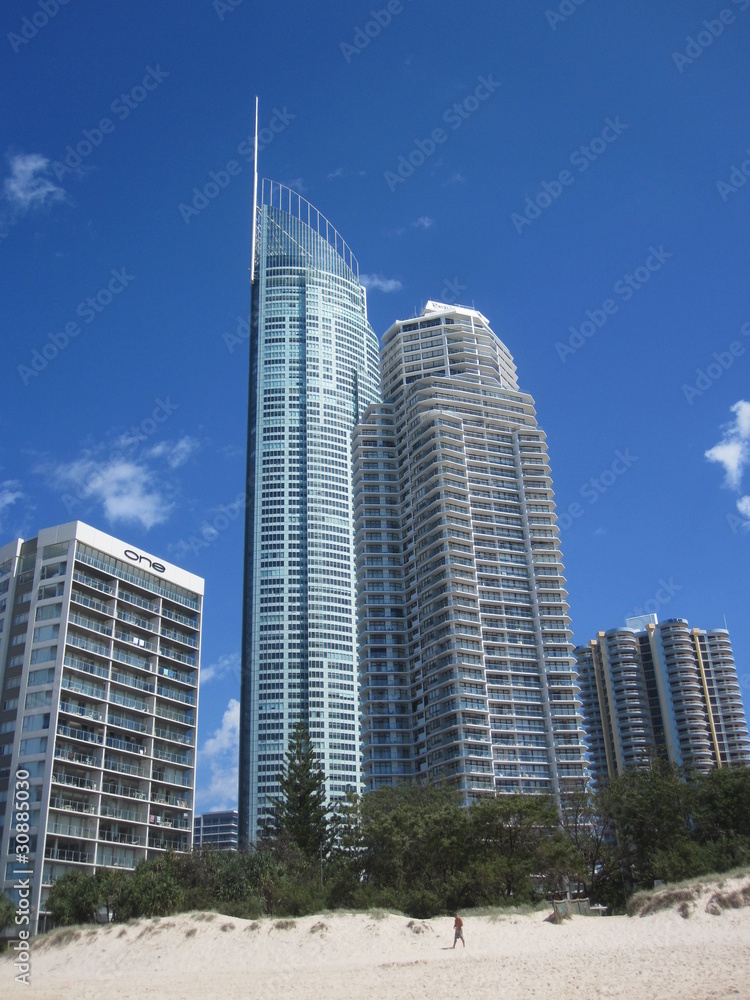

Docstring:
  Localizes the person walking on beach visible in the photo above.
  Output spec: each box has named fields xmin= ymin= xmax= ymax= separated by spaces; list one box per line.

xmin=452 ymin=913 xmax=465 ymax=948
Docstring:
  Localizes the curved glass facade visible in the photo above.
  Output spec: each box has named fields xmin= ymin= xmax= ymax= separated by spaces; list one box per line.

xmin=239 ymin=182 xmax=380 ymax=843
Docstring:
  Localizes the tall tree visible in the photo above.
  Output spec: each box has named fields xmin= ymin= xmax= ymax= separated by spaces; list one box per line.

xmin=266 ymin=722 xmax=331 ymax=862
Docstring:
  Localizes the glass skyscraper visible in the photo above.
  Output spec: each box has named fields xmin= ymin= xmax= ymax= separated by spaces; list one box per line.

xmin=239 ymin=181 xmax=380 ymax=844
xmin=352 ymin=301 xmax=587 ymax=809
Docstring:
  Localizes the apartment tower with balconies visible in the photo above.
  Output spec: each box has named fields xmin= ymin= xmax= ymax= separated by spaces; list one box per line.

xmin=0 ymin=521 xmax=203 ymax=932
xmin=352 ymin=301 xmax=587 ymax=809
xmin=574 ymin=614 xmax=750 ymax=783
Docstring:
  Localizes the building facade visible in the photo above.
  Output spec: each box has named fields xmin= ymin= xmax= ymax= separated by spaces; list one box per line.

xmin=0 ymin=522 xmax=203 ymax=932
xmin=575 ymin=615 xmax=750 ymax=783
xmin=352 ymin=301 xmax=587 ymax=808
xmin=239 ymin=181 xmax=381 ymax=844
xmin=193 ymin=809 xmax=239 ymax=851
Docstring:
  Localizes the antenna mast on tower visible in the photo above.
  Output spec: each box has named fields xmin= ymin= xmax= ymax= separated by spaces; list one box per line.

xmin=249 ymin=96 xmax=259 ymax=284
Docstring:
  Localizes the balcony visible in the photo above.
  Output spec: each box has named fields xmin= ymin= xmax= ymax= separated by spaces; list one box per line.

xmin=52 ymin=770 xmax=98 ymax=791
xmin=44 ymin=846 xmax=92 ymax=864
xmin=57 ymin=724 xmax=104 ymax=745
xmin=54 ymin=746 xmax=101 ymax=768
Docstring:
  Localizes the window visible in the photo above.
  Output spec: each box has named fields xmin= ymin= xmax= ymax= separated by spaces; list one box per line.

xmin=19 ymin=736 xmax=47 ymax=755
xmin=30 ymin=646 xmax=57 ymax=665
xmin=25 ymin=690 xmax=52 ymax=710
xmin=35 ymin=603 xmax=62 ymax=622
xmin=40 ymin=561 xmax=67 ymax=581
xmin=42 ymin=542 xmax=69 ymax=560
xmin=27 ymin=667 xmax=55 ymax=687
xmin=33 ymin=624 xmax=59 ymax=643
xmin=22 ymin=713 xmax=50 ymax=732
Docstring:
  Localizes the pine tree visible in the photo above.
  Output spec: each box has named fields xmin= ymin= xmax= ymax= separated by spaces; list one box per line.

xmin=267 ymin=721 xmax=331 ymax=862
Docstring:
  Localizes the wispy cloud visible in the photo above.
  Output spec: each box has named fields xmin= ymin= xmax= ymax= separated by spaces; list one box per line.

xmin=360 ymin=273 xmax=402 ymax=293
xmin=196 ymin=698 xmax=239 ymax=812
xmin=0 ymin=479 xmax=25 ymax=531
xmin=3 ymin=153 xmax=65 ymax=214
xmin=705 ymin=400 xmax=750 ymax=517
xmin=286 ymin=176 xmax=307 ymax=194
xmin=327 ymin=167 xmax=344 ymax=180
xmin=444 ymin=172 xmax=465 ymax=186
xmin=36 ymin=429 xmax=198 ymax=531
xmin=143 ymin=436 xmax=200 ymax=470
xmin=200 ymin=651 xmax=240 ymax=686
xmin=47 ymin=456 xmax=174 ymax=530
xmin=412 ymin=215 xmax=434 ymax=229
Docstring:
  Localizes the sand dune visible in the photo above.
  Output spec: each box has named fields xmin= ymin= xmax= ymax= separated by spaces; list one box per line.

xmin=4 ymin=875 xmax=750 ymax=999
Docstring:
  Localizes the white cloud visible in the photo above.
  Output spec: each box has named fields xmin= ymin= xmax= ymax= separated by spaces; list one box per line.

xmin=327 ymin=167 xmax=344 ymax=180
xmin=48 ymin=456 xmax=174 ymax=530
xmin=0 ymin=479 xmax=24 ymax=530
xmin=3 ymin=153 xmax=65 ymax=213
xmin=733 ymin=399 xmax=750 ymax=439
xmin=737 ymin=496 xmax=750 ymax=520
xmin=36 ymin=428 xmax=201 ymax=531
xmin=144 ymin=436 xmax=200 ymax=470
xmin=286 ymin=177 xmax=307 ymax=194
xmin=705 ymin=400 xmax=750 ymax=490
xmin=200 ymin=651 xmax=240 ymax=686
xmin=196 ymin=698 xmax=240 ymax=812
xmin=360 ymin=273 xmax=402 ymax=293
xmin=412 ymin=216 xmax=434 ymax=229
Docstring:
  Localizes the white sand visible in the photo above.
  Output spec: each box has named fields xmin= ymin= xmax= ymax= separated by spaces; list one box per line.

xmin=4 ymin=876 xmax=750 ymax=999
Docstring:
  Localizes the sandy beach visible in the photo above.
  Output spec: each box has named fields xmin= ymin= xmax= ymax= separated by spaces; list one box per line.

xmin=4 ymin=875 xmax=749 ymax=1000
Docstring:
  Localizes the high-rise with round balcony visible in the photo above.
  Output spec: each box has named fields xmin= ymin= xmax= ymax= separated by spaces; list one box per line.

xmin=352 ymin=301 xmax=588 ymax=809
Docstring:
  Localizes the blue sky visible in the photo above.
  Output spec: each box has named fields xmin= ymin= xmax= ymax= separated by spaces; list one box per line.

xmin=2 ymin=1 xmax=750 ymax=811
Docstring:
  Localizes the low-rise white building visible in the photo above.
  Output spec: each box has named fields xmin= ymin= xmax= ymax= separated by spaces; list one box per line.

xmin=0 ymin=521 xmax=204 ymax=932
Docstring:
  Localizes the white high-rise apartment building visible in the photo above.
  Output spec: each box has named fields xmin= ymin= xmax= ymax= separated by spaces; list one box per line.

xmin=239 ymin=182 xmax=381 ymax=844
xmin=352 ymin=302 xmax=587 ymax=807
xmin=0 ymin=521 xmax=203 ymax=932
xmin=575 ymin=615 xmax=750 ymax=783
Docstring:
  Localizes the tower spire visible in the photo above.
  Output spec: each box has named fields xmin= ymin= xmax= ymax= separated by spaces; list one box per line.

xmin=250 ymin=96 xmax=259 ymax=284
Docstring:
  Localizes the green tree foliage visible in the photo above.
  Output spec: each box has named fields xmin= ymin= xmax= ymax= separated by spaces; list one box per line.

xmin=46 ymin=869 xmax=102 ymax=926
xmin=263 ymin=722 xmax=332 ymax=863
xmin=0 ymin=893 xmax=16 ymax=933
xmin=38 ymin=765 xmax=750 ymax=929
xmin=466 ymin=794 xmax=562 ymax=904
